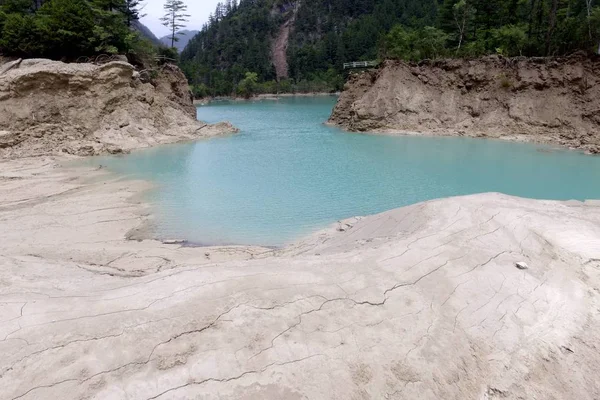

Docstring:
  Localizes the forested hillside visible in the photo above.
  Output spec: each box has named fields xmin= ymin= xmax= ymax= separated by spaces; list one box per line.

xmin=182 ymin=0 xmax=600 ymax=97
xmin=0 ymin=0 xmax=160 ymax=63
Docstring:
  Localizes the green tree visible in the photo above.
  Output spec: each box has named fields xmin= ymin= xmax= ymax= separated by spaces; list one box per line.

xmin=123 ymin=0 xmax=145 ymax=27
xmin=237 ymin=71 xmax=258 ymax=98
xmin=492 ymin=24 xmax=527 ymax=56
xmin=0 ymin=0 xmax=32 ymax=14
xmin=37 ymin=0 xmax=97 ymax=58
xmin=383 ymin=25 xmax=448 ymax=61
xmin=0 ymin=13 xmax=43 ymax=56
xmin=160 ymin=0 xmax=189 ymax=48
xmin=453 ymin=0 xmax=475 ymax=51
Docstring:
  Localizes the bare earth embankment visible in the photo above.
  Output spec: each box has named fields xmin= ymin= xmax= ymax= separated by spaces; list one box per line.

xmin=0 ymin=59 xmax=237 ymax=158
xmin=1 ymin=58 xmax=600 ymax=400
xmin=329 ymin=54 xmax=600 ymax=153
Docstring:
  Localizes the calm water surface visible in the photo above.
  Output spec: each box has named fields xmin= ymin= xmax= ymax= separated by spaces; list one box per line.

xmin=87 ymin=97 xmax=600 ymax=246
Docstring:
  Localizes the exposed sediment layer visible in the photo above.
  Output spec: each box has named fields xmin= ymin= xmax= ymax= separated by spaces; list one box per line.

xmin=1 ymin=155 xmax=599 ymax=399
xmin=0 ymin=59 xmax=237 ymax=158
xmin=328 ymin=54 xmax=600 ymax=153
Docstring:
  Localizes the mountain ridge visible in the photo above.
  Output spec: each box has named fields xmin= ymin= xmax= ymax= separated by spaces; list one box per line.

xmin=160 ymin=29 xmax=200 ymax=52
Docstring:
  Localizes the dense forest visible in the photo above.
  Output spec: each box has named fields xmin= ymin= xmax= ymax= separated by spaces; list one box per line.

xmin=182 ymin=0 xmax=600 ymax=97
xmin=0 ymin=0 xmax=163 ymax=62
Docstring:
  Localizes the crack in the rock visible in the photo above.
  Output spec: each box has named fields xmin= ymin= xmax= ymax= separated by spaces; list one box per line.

xmin=441 ymin=278 xmax=472 ymax=307
xmin=2 ymin=302 xmax=26 ymax=324
xmin=491 ymin=313 xmax=508 ymax=340
xmin=250 ymin=255 xmax=466 ymax=360
xmin=145 ymin=353 xmax=326 ymax=399
xmin=455 ymin=251 xmax=510 ymax=277
xmin=1 ymin=330 xmax=125 ymax=378
xmin=2 ymin=317 xmax=176 ymax=377
xmin=248 ymin=298 xmax=347 ymax=360
xmin=453 ymin=303 xmax=471 ymax=332
xmin=144 ymin=301 xmax=250 ymax=363
xmin=384 ymin=255 xmax=467 ymax=300
xmin=9 ymin=378 xmax=77 ymax=400
xmin=3 ymin=289 xmax=188 ymax=339
xmin=6 ymin=304 xmax=248 ymax=400
xmin=247 ymin=295 xmax=329 ymax=311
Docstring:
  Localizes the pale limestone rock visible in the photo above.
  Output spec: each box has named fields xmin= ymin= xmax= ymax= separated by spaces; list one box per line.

xmin=0 ymin=157 xmax=599 ymax=400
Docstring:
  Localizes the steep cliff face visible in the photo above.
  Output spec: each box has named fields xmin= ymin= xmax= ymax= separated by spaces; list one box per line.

xmin=0 ymin=59 xmax=236 ymax=158
xmin=329 ymin=55 xmax=600 ymax=153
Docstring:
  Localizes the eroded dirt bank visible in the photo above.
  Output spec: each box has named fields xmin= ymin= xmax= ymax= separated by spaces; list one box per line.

xmin=1 ymin=155 xmax=600 ymax=399
xmin=0 ymin=59 xmax=237 ymax=158
xmin=329 ymin=54 xmax=600 ymax=153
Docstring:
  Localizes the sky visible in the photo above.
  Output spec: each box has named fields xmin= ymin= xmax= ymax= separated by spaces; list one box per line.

xmin=141 ymin=0 xmax=220 ymax=38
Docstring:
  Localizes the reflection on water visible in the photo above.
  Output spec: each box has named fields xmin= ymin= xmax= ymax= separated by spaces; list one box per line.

xmin=84 ymin=97 xmax=600 ymax=246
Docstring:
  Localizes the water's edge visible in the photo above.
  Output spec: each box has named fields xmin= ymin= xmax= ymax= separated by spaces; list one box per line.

xmin=80 ymin=97 xmax=600 ymax=247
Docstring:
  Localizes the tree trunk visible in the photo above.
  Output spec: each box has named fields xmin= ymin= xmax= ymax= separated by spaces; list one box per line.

xmin=171 ymin=11 xmax=176 ymax=48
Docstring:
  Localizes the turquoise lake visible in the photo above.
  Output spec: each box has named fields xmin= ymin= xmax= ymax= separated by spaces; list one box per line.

xmin=89 ymin=96 xmax=600 ymax=246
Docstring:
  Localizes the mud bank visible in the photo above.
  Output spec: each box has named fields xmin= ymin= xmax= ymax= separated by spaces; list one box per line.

xmin=329 ymin=54 xmax=600 ymax=153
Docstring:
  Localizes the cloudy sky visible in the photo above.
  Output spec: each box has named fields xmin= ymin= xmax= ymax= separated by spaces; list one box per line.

xmin=141 ymin=0 xmax=220 ymax=37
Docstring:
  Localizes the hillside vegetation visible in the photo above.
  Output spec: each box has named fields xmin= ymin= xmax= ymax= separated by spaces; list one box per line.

xmin=181 ymin=0 xmax=600 ymax=97
xmin=0 ymin=0 xmax=162 ymax=63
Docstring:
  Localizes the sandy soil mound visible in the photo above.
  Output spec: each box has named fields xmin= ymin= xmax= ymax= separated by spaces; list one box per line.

xmin=329 ymin=54 xmax=600 ymax=153
xmin=0 ymin=59 xmax=237 ymax=158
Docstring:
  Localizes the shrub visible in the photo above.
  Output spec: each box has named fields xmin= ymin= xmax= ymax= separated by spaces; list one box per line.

xmin=498 ymin=73 xmax=512 ymax=89
xmin=191 ymin=83 xmax=209 ymax=98
xmin=157 ymin=46 xmax=179 ymax=63
xmin=492 ymin=25 xmax=528 ymax=57
xmin=383 ymin=25 xmax=448 ymax=61
xmin=237 ymin=72 xmax=258 ymax=98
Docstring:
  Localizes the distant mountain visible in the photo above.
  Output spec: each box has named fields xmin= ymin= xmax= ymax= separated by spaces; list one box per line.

xmin=160 ymin=30 xmax=199 ymax=52
xmin=131 ymin=21 xmax=163 ymax=47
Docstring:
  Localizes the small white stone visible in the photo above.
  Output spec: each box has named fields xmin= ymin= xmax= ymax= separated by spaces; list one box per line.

xmin=163 ymin=239 xmax=185 ymax=245
xmin=516 ymin=261 xmax=529 ymax=270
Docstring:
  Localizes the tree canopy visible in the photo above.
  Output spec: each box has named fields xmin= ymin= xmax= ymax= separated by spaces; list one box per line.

xmin=160 ymin=0 xmax=189 ymax=48
xmin=0 ymin=0 xmax=147 ymax=59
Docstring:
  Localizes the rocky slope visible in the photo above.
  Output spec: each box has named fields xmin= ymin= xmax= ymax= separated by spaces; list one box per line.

xmin=1 ymin=156 xmax=600 ymax=399
xmin=329 ymin=54 xmax=600 ymax=153
xmin=0 ymin=59 xmax=236 ymax=158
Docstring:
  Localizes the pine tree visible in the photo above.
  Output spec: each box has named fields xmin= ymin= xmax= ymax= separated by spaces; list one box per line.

xmin=123 ymin=0 xmax=145 ymax=27
xmin=160 ymin=0 xmax=190 ymax=48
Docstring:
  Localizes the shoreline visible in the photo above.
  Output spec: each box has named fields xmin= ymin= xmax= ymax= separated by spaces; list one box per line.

xmin=194 ymin=92 xmax=340 ymax=105
xmin=2 ymin=154 xmax=600 ymax=399
xmin=325 ymin=121 xmax=599 ymax=154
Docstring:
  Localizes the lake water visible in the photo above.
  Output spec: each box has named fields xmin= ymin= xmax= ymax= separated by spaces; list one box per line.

xmin=88 ymin=97 xmax=600 ymax=246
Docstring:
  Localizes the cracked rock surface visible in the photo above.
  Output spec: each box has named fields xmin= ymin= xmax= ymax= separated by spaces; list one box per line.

xmin=1 ymin=157 xmax=600 ymax=399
